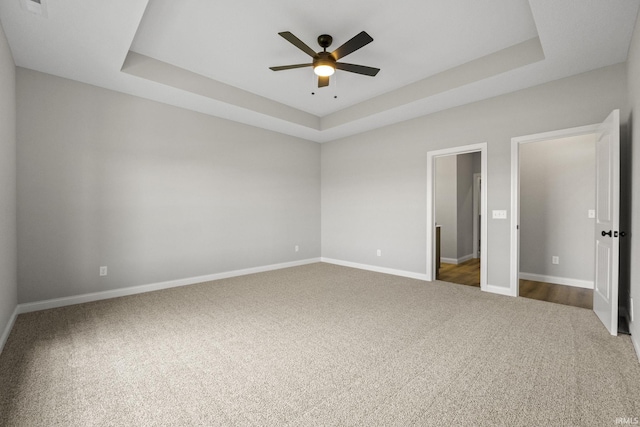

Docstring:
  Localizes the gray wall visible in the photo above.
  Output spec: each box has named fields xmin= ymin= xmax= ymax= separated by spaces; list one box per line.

xmin=456 ymin=153 xmax=475 ymax=259
xmin=627 ymin=11 xmax=640 ymax=353
xmin=0 ymin=21 xmax=17 ymax=344
xmin=435 ymin=156 xmax=457 ymax=260
xmin=435 ymin=152 xmax=477 ymax=262
xmin=321 ymin=63 xmax=628 ymax=288
xmin=519 ymin=134 xmax=596 ymax=282
xmin=17 ymin=69 xmax=321 ymax=303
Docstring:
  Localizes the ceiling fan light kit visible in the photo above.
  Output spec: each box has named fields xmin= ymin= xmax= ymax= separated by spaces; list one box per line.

xmin=270 ymin=31 xmax=379 ymax=88
xmin=313 ymin=55 xmax=336 ymax=76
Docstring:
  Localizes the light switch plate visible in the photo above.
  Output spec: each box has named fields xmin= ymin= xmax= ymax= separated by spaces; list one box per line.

xmin=588 ymin=209 xmax=596 ymax=218
xmin=492 ymin=210 xmax=507 ymax=219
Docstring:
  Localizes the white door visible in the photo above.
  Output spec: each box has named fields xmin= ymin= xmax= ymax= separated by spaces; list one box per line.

xmin=593 ymin=109 xmax=620 ymax=336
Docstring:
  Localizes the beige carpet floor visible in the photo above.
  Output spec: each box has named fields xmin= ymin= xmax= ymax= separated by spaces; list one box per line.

xmin=1 ymin=263 xmax=639 ymax=426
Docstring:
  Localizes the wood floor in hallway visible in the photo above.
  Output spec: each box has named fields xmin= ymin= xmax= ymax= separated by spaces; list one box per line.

xmin=437 ymin=258 xmax=593 ymax=309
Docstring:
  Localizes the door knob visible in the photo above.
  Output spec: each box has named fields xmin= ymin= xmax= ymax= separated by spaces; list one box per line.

xmin=602 ymin=230 xmax=612 ymax=237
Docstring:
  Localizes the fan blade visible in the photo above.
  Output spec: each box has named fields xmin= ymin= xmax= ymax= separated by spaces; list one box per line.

xmin=318 ymin=76 xmax=329 ymax=87
xmin=270 ymin=63 xmax=312 ymax=71
xmin=278 ymin=32 xmax=317 ymax=57
xmin=335 ymin=62 xmax=380 ymax=76
xmin=331 ymin=31 xmax=373 ymax=60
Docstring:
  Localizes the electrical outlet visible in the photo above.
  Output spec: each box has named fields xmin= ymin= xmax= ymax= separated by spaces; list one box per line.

xmin=376 ymin=249 xmax=381 ymax=257
xmin=552 ymin=256 xmax=559 ymax=265
xmin=295 ymin=245 xmax=299 ymax=252
xmin=99 ymin=266 xmax=107 ymax=276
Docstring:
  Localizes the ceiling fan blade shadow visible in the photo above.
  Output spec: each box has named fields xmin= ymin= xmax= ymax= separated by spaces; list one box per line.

xmin=269 ymin=63 xmax=313 ymax=71
xmin=278 ymin=32 xmax=317 ymax=57
xmin=335 ymin=62 xmax=380 ymax=76
xmin=318 ymin=76 xmax=330 ymax=87
xmin=331 ymin=31 xmax=373 ymax=60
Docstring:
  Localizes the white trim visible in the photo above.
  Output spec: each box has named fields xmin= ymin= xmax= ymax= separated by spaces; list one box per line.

xmin=320 ymin=258 xmax=428 ymax=281
xmin=440 ymin=254 xmax=474 ymax=265
xmin=519 ymin=272 xmax=594 ymax=289
xmin=485 ymin=284 xmax=515 ymax=297
xmin=629 ymin=320 xmax=640 ymax=363
xmin=17 ymin=258 xmax=321 ymax=314
xmin=510 ymin=123 xmax=600 ymax=298
xmin=0 ymin=305 xmax=19 ymax=355
xmin=427 ymin=142 xmax=488 ymax=291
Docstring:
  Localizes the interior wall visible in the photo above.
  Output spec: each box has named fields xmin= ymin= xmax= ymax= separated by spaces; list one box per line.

xmin=435 ymin=156 xmax=457 ymax=260
xmin=435 ymin=152 xmax=476 ymax=263
xmin=471 ymin=152 xmax=482 ymax=257
xmin=626 ymin=10 xmax=640 ymax=356
xmin=519 ymin=134 xmax=596 ymax=283
xmin=321 ymin=63 xmax=628 ymax=288
xmin=0 ymin=20 xmax=17 ymax=346
xmin=456 ymin=153 xmax=475 ymax=260
xmin=16 ymin=69 xmax=321 ymax=304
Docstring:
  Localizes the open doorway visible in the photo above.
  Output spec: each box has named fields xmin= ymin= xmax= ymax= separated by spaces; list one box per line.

xmin=517 ymin=133 xmax=596 ymax=310
xmin=434 ymin=152 xmax=481 ymax=287
xmin=510 ymin=110 xmax=621 ymax=335
xmin=426 ymin=143 xmax=487 ymax=290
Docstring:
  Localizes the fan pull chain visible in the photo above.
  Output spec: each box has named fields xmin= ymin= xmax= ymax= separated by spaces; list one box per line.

xmin=333 ymin=74 xmax=338 ymax=99
xmin=311 ymin=71 xmax=316 ymax=95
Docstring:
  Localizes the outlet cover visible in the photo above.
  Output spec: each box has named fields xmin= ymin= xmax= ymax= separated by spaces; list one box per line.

xmin=99 ymin=266 xmax=107 ymax=276
xmin=295 ymin=245 xmax=299 ymax=252
xmin=552 ymin=256 xmax=559 ymax=265
xmin=376 ymin=249 xmax=381 ymax=257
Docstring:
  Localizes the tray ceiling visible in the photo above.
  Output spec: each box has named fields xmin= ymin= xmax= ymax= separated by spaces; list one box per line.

xmin=0 ymin=0 xmax=638 ymax=142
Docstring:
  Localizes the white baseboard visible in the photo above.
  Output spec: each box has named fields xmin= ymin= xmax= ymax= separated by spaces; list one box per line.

xmin=320 ymin=257 xmax=428 ymax=281
xmin=519 ymin=272 xmax=594 ymax=289
xmin=0 ymin=305 xmax=19 ymax=355
xmin=629 ymin=320 xmax=640 ymax=364
xmin=17 ymin=258 xmax=321 ymax=315
xmin=440 ymin=254 xmax=474 ymax=265
xmin=485 ymin=284 xmax=516 ymax=297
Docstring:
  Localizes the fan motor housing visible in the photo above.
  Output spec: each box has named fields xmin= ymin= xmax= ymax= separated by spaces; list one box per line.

xmin=313 ymin=51 xmax=336 ymax=68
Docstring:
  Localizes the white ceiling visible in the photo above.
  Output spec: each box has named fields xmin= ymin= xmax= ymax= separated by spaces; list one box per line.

xmin=0 ymin=0 xmax=638 ymax=142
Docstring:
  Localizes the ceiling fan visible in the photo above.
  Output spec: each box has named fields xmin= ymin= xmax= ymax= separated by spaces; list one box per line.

xmin=269 ymin=31 xmax=380 ymax=88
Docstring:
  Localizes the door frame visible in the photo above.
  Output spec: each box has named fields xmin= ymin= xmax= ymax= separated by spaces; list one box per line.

xmin=426 ymin=142 xmax=488 ymax=290
xmin=510 ymin=123 xmax=600 ymax=297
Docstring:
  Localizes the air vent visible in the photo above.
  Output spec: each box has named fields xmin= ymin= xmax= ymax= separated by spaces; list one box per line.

xmin=20 ymin=0 xmax=47 ymax=17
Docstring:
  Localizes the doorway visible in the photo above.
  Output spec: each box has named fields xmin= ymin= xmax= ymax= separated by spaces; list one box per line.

xmin=510 ymin=110 xmax=621 ymax=335
xmin=426 ymin=143 xmax=487 ymax=290
xmin=517 ymin=133 xmax=596 ymax=309
xmin=434 ymin=152 xmax=481 ymax=287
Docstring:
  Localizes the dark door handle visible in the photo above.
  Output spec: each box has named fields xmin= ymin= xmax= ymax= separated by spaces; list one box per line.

xmin=602 ymin=230 xmax=612 ymax=237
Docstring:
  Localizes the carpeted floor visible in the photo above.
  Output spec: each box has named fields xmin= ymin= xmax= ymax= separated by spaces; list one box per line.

xmin=1 ymin=263 xmax=638 ymax=426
